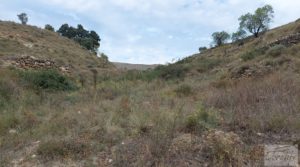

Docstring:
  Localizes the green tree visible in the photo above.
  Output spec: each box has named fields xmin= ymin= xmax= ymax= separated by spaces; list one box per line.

xmin=199 ymin=46 xmax=207 ymax=53
xmin=17 ymin=13 xmax=28 ymax=25
xmin=212 ymin=31 xmax=230 ymax=46
xmin=100 ymin=53 xmax=109 ymax=62
xmin=57 ymin=24 xmax=69 ymax=37
xmin=45 ymin=24 xmax=55 ymax=31
xmin=231 ymin=29 xmax=247 ymax=42
xmin=239 ymin=5 xmax=274 ymax=38
xmin=89 ymin=30 xmax=101 ymax=52
xmin=57 ymin=24 xmax=101 ymax=54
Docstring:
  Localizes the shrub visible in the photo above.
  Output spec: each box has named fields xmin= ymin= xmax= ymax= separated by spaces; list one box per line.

xmin=174 ymin=84 xmax=192 ymax=97
xmin=202 ymin=130 xmax=245 ymax=166
xmin=199 ymin=46 xmax=208 ymax=53
xmin=0 ymin=80 xmax=15 ymax=108
xmin=144 ymin=64 xmax=188 ymax=80
xmin=241 ymin=51 xmax=256 ymax=61
xmin=37 ymin=139 xmax=91 ymax=160
xmin=267 ymin=44 xmax=286 ymax=58
xmin=185 ymin=104 xmax=220 ymax=133
xmin=0 ymin=113 xmax=19 ymax=135
xmin=20 ymin=70 xmax=77 ymax=91
xmin=44 ymin=24 xmax=55 ymax=32
xmin=196 ymin=58 xmax=221 ymax=72
xmin=241 ymin=47 xmax=266 ymax=61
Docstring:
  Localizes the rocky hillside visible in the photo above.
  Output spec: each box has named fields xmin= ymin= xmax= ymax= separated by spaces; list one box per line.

xmin=173 ymin=19 xmax=300 ymax=80
xmin=0 ymin=21 xmax=114 ymax=78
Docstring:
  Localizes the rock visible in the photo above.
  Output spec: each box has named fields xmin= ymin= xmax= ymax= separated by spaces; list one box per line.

xmin=9 ymin=129 xmax=17 ymax=134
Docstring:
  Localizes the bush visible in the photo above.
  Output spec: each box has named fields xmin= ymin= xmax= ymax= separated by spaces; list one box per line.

xmin=174 ymin=84 xmax=192 ymax=97
xmin=37 ymin=139 xmax=91 ymax=160
xmin=241 ymin=47 xmax=266 ymax=61
xmin=0 ymin=80 xmax=17 ymax=109
xmin=142 ymin=64 xmax=189 ymax=81
xmin=44 ymin=24 xmax=55 ymax=31
xmin=267 ymin=44 xmax=286 ymax=58
xmin=185 ymin=105 xmax=219 ymax=132
xmin=20 ymin=70 xmax=77 ymax=91
xmin=0 ymin=113 xmax=19 ymax=135
xmin=196 ymin=58 xmax=221 ymax=72
xmin=199 ymin=46 xmax=208 ymax=53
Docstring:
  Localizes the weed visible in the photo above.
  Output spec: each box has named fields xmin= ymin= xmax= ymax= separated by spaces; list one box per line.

xmin=185 ymin=104 xmax=220 ymax=133
xmin=267 ymin=44 xmax=286 ymax=57
xmin=151 ymin=64 xmax=189 ymax=80
xmin=195 ymin=57 xmax=221 ymax=72
xmin=20 ymin=70 xmax=77 ymax=91
xmin=174 ymin=84 xmax=192 ymax=97
xmin=37 ymin=139 xmax=91 ymax=161
xmin=241 ymin=47 xmax=266 ymax=61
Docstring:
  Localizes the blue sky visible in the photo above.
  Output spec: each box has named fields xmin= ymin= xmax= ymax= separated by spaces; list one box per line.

xmin=0 ymin=0 xmax=299 ymax=64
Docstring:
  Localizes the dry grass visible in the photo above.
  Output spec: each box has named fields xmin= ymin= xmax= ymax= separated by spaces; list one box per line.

xmin=205 ymin=73 xmax=300 ymax=136
xmin=0 ymin=19 xmax=300 ymax=166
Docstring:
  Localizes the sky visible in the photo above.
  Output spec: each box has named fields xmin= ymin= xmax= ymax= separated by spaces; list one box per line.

xmin=0 ymin=0 xmax=299 ymax=64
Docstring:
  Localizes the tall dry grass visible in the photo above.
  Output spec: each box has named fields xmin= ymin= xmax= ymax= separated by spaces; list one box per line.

xmin=205 ymin=72 xmax=300 ymax=136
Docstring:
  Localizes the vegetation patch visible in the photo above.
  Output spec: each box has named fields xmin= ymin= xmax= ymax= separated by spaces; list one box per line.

xmin=241 ymin=47 xmax=266 ymax=61
xmin=185 ymin=104 xmax=220 ymax=133
xmin=37 ymin=139 xmax=91 ymax=161
xmin=20 ymin=70 xmax=77 ymax=91
xmin=174 ymin=84 xmax=193 ymax=97
xmin=141 ymin=64 xmax=189 ymax=81
xmin=266 ymin=44 xmax=286 ymax=57
xmin=195 ymin=57 xmax=222 ymax=72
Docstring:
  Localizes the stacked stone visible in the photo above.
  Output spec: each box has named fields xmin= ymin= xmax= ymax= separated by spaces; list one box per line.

xmin=13 ymin=56 xmax=56 ymax=69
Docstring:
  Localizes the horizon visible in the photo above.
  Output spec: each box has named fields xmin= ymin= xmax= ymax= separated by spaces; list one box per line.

xmin=0 ymin=0 xmax=299 ymax=64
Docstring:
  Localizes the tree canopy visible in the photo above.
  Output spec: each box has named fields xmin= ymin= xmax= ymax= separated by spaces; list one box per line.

xmin=45 ymin=24 xmax=55 ymax=32
xmin=231 ymin=29 xmax=247 ymax=42
xmin=17 ymin=13 xmax=28 ymax=25
xmin=212 ymin=31 xmax=230 ymax=46
xmin=57 ymin=24 xmax=101 ymax=54
xmin=199 ymin=47 xmax=207 ymax=53
xmin=239 ymin=5 xmax=274 ymax=37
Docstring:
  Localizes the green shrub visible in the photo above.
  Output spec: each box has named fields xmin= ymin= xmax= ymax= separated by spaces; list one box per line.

xmin=241 ymin=52 xmax=256 ymax=61
xmin=0 ymin=113 xmax=20 ymax=135
xmin=241 ymin=48 xmax=266 ymax=61
xmin=0 ymin=82 xmax=11 ymax=108
xmin=37 ymin=139 xmax=91 ymax=160
xmin=267 ymin=44 xmax=286 ymax=58
xmin=174 ymin=84 xmax=192 ymax=96
xmin=118 ymin=70 xmax=144 ymax=81
xmin=20 ymin=70 xmax=77 ymax=91
xmin=185 ymin=105 xmax=219 ymax=132
xmin=196 ymin=58 xmax=221 ymax=72
xmin=142 ymin=64 xmax=189 ymax=81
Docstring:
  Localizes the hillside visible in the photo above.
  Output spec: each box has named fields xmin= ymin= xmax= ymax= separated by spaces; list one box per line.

xmin=0 ymin=19 xmax=300 ymax=166
xmin=0 ymin=21 xmax=114 ymax=79
xmin=113 ymin=62 xmax=159 ymax=70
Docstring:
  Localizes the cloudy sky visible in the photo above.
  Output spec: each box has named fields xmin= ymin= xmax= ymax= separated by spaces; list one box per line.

xmin=0 ymin=0 xmax=299 ymax=64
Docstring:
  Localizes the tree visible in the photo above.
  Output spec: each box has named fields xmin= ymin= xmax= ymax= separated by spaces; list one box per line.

xmin=89 ymin=30 xmax=101 ymax=52
xmin=100 ymin=53 xmax=109 ymax=63
xmin=199 ymin=46 xmax=207 ymax=53
xmin=212 ymin=31 xmax=230 ymax=46
xmin=17 ymin=13 xmax=28 ymax=25
xmin=57 ymin=23 xmax=101 ymax=54
xmin=239 ymin=5 xmax=274 ymax=38
xmin=45 ymin=24 xmax=55 ymax=31
xmin=57 ymin=24 xmax=69 ymax=36
xmin=231 ymin=29 xmax=247 ymax=42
